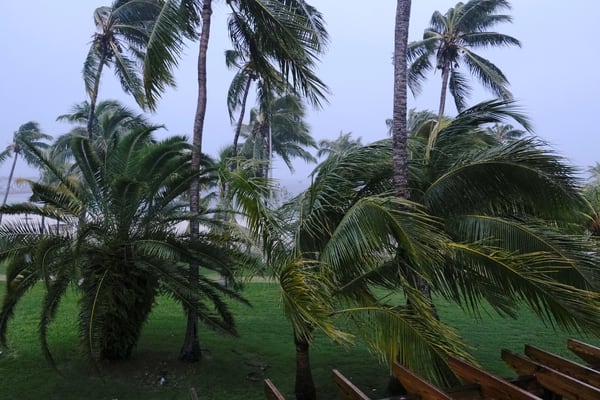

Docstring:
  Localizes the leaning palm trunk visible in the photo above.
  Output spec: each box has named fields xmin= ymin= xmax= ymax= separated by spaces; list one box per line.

xmin=180 ymin=0 xmax=212 ymax=362
xmin=438 ymin=64 xmax=450 ymax=118
xmin=86 ymin=50 xmax=107 ymax=140
xmin=232 ymin=77 xmax=253 ymax=165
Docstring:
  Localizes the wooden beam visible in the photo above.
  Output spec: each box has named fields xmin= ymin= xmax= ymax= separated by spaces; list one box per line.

xmin=264 ymin=379 xmax=286 ymax=400
xmin=502 ymin=349 xmax=600 ymax=400
xmin=332 ymin=369 xmax=371 ymax=400
xmin=447 ymin=356 xmax=539 ymax=399
xmin=568 ymin=338 xmax=600 ymax=369
xmin=391 ymin=362 xmax=454 ymax=400
xmin=525 ymin=344 xmax=600 ymax=388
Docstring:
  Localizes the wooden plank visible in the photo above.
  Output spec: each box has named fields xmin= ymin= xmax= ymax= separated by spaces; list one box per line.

xmin=264 ymin=379 xmax=286 ymax=400
xmin=525 ymin=344 xmax=600 ymax=388
xmin=502 ymin=349 xmax=600 ymax=400
xmin=391 ymin=362 xmax=454 ymax=400
xmin=568 ymin=338 xmax=600 ymax=369
xmin=447 ymin=356 xmax=540 ymax=400
xmin=332 ymin=369 xmax=371 ymax=400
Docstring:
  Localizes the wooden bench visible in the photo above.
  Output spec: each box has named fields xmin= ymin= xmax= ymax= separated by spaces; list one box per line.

xmin=447 ymin=356 xmax=539 ymax=399
xmin=264 ymin=379 xmax=286 ymax=400
xmin=568 ymin=338 xmax=600 ymax=369
xmin=525 ymin=344 xmax=600 ymax=388
xmin=502 ymin=348 xmax=600 ymax=400
xmin=332 ymin=369 xmax=372 ymax=400
xmin=391 ymin=362 xmax=453 ymax=400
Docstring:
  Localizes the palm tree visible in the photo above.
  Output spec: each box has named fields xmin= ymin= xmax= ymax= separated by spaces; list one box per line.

xmin=54 ymin=99 xmax=158 ymax=164
xmin=140 ymin=0 xmax=330 ymax=362
xmin=408 ymin=0 xmax=520 ymax=117
xmin=0 ymin=128 xmax=248 ymax=365
xmin=252 ymin=101 xmax=600 ymax=398
xmin=225 ymin=0 xmax=328 ymax=162
xmin=83 ymin=0 xmax=177 ymax=138
xmin=0 ymin=122 xmax=52 ymax=224
xmin=483 ymin=122 xmax=527 ymax=143
xmin=238 ymin=94 xmax=317 ymax=178
xmin=317 ymin=132 xmax=363 ymax=158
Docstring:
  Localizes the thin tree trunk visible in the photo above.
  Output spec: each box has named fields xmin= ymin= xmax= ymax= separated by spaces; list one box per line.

xmin=389 ymin=1 xmax=412 ymax=395
xmin=87 ymin=55 xmax=106 ymax=140
xmin=437 ymin=64 xmax=450 ymax=119
xmin=180 ymin=0 xmax=212 ymax=363
xmin=294 ymin=335 xmax=316 ymax=400
xmin=391 ymin=0 xmax=412 ymax=200
xmin=0 ymin=153 xmax=19 ymax=225
xmin=232 ymin=76 xmax=253 ymax=165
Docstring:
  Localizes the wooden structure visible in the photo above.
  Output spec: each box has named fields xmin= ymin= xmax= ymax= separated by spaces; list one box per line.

xmin=264 ymin=339 xmax=600 ymax=400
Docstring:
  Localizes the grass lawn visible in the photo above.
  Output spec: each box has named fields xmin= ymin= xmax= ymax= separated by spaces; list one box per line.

xmin=0 ymin=282 xmax=598 ymax=400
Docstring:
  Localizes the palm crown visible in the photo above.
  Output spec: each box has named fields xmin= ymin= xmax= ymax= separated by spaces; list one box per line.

xmin=408 ymin=0 xmax=521 ymax=116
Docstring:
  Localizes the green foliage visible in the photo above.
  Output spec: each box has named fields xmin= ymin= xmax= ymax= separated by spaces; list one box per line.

xmin=254 ymin=100 xmax=600 ymax=388
xmin=0 ymin=128 xmax=248 ymax=364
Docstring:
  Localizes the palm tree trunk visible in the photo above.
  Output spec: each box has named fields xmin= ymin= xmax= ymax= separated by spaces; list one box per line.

xmin=0 ymin=153 xmax=19 ymax=224
xmin=437 ymin=64 xmax=450 ymax=119
xmin=232 ymin=76 xmax=253 ymax=165
xmin=388 ymin=2 xmax=413 ymax=395
xmin=391 ymin=0 xmax=412 ymax=200
xmin=87 ymin=54 xmax=107 ymax=140
xmin=294 ymin=335 xmax=316 ymax=400
xmin=180 ymin=0 xmax=212 ymax=363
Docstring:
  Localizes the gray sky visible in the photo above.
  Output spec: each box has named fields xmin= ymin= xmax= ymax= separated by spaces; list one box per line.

xmin=1 ymin=1 xmax=598 ymax=192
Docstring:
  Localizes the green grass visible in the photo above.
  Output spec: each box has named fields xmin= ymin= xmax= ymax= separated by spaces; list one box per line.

xmin=0 ymin=282 xmax=598 ymax=400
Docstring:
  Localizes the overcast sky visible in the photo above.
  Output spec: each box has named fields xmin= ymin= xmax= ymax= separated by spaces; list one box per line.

xmin=1 ymin=1 xmax=598 ymax=191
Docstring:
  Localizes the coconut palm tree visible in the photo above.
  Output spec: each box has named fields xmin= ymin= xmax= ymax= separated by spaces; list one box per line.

xmin=238 ymin=94 xmax=317 ymax=179
xmin=83 ymin=0 xmax=171 ymax=138
xmin=0 ymin=122 xmax=52 ymax=224
xmin=408 ymin=0 xmax=520 ymax=117
xmin=139 ymin=0 xmax=330 ymax=361
xmin=317 ymin=131 xmax=363 ymax=158
xmin=248 ymin=100 xmax=600 ymax=399
xmin=483 ymin=122 xmax=527 ymax=143
xmin=0 ymin=128 xmax=249 ymax=365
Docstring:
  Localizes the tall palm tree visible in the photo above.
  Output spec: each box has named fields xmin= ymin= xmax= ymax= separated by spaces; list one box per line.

xmin=0 ymin=128 xmax=248 ymax=365
xmin=317 ymin=131 xmax=362 ymax=158
xmin=83 ymin=0 xmax=177 ymax=138
xmin=238 ymin=94 xmax=317 ymax=178
xmin=0 ymin=122 xmax=52 ymax=224
xmin=483 ymin=122 xmax=527 ymax=143
xmin=225 ymin=0 xmax=328 ymax=162
xmin=408 ymin=0 xmax=520 ymax=117
xmin=140 ymin=0 xmax=330 ymax=362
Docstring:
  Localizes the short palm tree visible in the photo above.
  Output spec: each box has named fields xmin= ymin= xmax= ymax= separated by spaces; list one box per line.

xmin=0 ymin=122 xmax=52 ymax=224
xmin=0 ymin=128 xmax=247 ymax=364
xmin=253 ymin=100 xmax=600 ymax=399
xmin=408 ymin=0 xmax=520 ymax=116
xmin=54 ymin=99 xmax=158 ymax=164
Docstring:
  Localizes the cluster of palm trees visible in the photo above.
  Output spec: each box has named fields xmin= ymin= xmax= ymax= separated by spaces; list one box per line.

xmin=2 ymin=1 xmax=600 ymax=400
